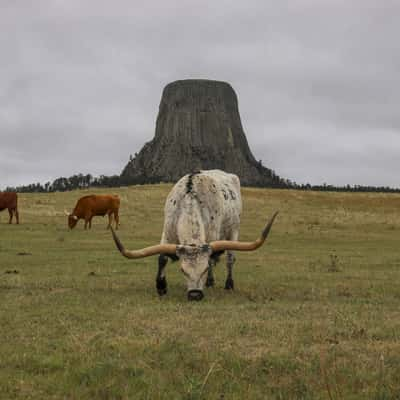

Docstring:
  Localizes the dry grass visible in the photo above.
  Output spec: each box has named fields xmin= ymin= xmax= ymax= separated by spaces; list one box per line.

xmin=1 ymin=185 xmax=400 ymax=399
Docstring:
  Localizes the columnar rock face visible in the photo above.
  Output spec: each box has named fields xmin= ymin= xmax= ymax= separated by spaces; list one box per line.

xmin=121 ymin=79 xmax=283 ymax=186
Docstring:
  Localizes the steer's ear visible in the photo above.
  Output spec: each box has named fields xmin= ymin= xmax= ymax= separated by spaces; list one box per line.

xmin=201 ymin=244 xmax=213 ymax=254
xmin=176 ymin=245 xmax=185 ymax=257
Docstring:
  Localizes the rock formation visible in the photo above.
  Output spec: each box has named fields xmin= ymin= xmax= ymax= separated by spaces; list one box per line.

xmin=121 ymin=79 xmax=284 ymax=187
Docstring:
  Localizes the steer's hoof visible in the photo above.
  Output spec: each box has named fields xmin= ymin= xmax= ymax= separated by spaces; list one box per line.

xmin=206 ymin=276 xmax=215 ymax=288
xmin=224 ymin=278 xmax=234 ymax=290
xmin=156 ymin=277 xmax=167 ymax=296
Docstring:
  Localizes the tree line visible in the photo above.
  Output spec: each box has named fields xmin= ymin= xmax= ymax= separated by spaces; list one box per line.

xmin=4 ymin=174 xmax=120 ymax=193
xmin=3 ymin=171 xmax=400 ymax=193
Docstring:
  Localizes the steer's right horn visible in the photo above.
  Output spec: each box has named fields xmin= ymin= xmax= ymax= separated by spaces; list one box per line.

xmin=64 ymin=209 xmax=70 ymax=216
xmin=110 ymin=227 xmax=177 ymax=259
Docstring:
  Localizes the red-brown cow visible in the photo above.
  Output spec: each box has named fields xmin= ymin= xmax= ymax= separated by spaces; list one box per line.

xmin=0 ymin=192 xmax=19 ymax=224
xmin=65 ymin=194 xmax=120 ymax=230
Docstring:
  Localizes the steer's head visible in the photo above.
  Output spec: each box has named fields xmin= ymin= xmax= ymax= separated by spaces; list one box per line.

xmin=110 ymin=211 xmax=278 ymax=301
xmin=176 ymin=244 xmax=212 ymax=300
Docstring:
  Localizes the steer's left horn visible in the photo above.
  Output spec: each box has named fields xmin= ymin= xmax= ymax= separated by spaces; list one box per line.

xmin=209 ymin=211 xmax=279 ymax=253
xmin=64 ymin=209 xmax=70 ymax=216
xmin=110 ymin=227 xmax=177 ymax=259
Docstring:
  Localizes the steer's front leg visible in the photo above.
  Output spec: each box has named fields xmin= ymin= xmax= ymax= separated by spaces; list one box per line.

xmin=225 ymin=251 xmax=235 ymax=290
xmin=206 ymin=258 xmax=217 ymax=288
xmin=156 ymin=254 xmax=168 ymax=296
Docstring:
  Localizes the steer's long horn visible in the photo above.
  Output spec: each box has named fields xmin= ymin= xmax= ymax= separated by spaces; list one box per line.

xmin=209 ymin=211 xmax=279 ymax=252
xmin=64 ymin=209 xmax=70 ymax=216
xmin=110 ymin=227 xmax=177 ymax=259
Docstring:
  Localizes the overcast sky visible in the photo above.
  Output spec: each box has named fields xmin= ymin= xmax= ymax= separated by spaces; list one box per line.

xmin=1 ymin=0 xmax=399 ymax=189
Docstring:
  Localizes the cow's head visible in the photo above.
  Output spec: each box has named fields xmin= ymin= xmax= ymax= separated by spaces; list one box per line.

xmin=110 ymin=211 xmax=278 ymax=301
xmin=64 ymin=210 xmax=78 ymax=229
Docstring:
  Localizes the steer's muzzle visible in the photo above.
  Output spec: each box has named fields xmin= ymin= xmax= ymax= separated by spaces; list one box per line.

xmin=187 ymin=290 xmax=204 ymax=301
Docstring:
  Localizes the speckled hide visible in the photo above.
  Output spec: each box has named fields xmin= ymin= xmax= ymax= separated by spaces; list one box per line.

xmin=161 ymin=170 xmax=242 ymax=245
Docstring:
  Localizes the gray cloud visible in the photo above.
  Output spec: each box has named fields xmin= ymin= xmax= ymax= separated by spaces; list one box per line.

xmin=1 ymin=0 xmax=399 ymax=189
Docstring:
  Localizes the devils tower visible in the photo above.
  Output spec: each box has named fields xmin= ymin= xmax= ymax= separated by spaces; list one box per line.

xmin=121 ymin=79 xmax=284 ymax=186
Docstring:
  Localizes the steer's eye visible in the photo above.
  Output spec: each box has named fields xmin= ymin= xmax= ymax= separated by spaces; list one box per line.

xmin=200 ymin=267 xmax=209 ymax=278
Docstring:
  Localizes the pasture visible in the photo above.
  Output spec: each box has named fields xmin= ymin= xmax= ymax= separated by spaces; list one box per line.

xmin=1 ymin=185 xmax=400 ymax=399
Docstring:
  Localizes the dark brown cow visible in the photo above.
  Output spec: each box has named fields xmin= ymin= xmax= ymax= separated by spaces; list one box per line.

xmin=65 ymin=194 xmax=120 ymax=230
xmin=0 ymin=192 xmax=19 ymax=224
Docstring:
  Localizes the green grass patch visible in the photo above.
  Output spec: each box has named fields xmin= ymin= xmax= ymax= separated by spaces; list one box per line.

xmin=1 ymin=186 xmax=400 ymax=399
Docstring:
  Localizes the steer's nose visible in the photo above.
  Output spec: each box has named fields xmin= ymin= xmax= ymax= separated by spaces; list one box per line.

xmin=187 ymin=290 xmax=204 ymax=301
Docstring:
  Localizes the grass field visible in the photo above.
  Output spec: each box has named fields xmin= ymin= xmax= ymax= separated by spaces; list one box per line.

xmin=1 ymin=185 xmax=400 ymax=399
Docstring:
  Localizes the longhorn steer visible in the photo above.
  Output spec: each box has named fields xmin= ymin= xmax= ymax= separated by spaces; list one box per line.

xmin=111 ymin=170 xmax=278 ymax=301
xmin=66 ymin=194 xmax=120 ymax=230
xmin=0 ymin=192 xmax=19 ymax=224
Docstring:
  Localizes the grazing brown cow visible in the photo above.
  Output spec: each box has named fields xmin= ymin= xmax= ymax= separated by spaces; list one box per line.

xmin=0 ymin=192 xmax=19 ymax=224
xmin=65 ymin=194 xmax=120 ymax=230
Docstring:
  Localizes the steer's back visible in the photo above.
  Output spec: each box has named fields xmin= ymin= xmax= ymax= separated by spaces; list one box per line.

xmin=162 ymin=170 xmax=242 ymax=244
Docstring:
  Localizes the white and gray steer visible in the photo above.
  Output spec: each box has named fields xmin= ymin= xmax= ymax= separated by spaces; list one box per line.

xmin=110 ymin=169 xmax=278 ymax=301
